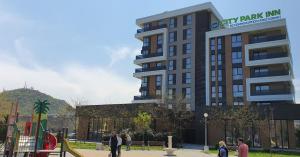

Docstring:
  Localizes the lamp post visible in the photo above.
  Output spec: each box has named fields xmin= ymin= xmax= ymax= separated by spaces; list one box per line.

xmin=203 ymin=113 xmax=209 ymax=152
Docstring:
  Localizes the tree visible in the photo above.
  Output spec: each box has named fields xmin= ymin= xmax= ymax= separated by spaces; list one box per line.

xmin=33 ymin=99 xmax=50 ymax=156
xmin=133 ymin=112 xmax=152 ymax=144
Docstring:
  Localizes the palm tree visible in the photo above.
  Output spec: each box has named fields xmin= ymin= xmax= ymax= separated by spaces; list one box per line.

xmin=33 ymin=99 xmax=50 ymax=156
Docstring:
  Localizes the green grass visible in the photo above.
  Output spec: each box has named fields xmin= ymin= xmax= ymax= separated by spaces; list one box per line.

xmin=208 ymin=149 xmax=300 ymax=157
xmin=59 ymin=141 xmax=163 ymax=151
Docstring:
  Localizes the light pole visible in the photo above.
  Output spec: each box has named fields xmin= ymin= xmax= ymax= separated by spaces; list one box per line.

xmin=203 ymin=113 xmax=209 ymax=152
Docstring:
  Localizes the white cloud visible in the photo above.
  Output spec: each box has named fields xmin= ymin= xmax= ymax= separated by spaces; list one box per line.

xmin=0 ymin=52 xmax=140 ymax=106
xmin=105 ymin=46 xmax=140 ymax=67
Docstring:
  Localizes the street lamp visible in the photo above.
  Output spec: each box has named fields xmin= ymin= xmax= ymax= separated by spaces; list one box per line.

xmin=203 ymin=113 xmax=209 ymax=152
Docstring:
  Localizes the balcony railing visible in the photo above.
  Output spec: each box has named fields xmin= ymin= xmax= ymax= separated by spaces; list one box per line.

xmin=251 ymin=70 xmax=290 ymax=78
xmin=249 ymin=34 xmax=286 ymax=44
xmin=134 ymin=95 xmax=160 ymax=100
xmin=252 ymin=90 xmax=291 ymax=96
xmin=135 ymin=52 xmax=163 ymax=60
xmin=135 ymin=66 xmax=166 ymax=73
xmin=137 ymin=24 xmax=167 ymax=33
xmin=250 ymin=52 xmax=288 ymax=60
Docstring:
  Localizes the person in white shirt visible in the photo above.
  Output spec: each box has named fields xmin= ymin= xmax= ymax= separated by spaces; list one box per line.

xmin=117 ymin=134 xmax=122 ymax=157
xmin=126 ymin=134 xmax=132 ymax=151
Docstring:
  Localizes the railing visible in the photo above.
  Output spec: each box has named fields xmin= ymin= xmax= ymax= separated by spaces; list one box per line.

xmin=135 ymin=66 xmax=166 ymax=73
xmin=249 ymin=34 xmax=286 ymax=44
xmin=251 ymin=71 xmax=290 ymax=78
xmin=252 ymin=90 xmax=291 ymax=96
xmin=137 ymin=24 xmax=167 ymax=33
xmin=134 ymin=95 xmax=160 ymax=100
xmin=250 ymin=52 xmax=288 ymax=60
xmin=136 ymin=52 xmax=163 ymax=60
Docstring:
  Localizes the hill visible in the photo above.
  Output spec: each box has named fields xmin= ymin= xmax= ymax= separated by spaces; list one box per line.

xmin=0 ymin=88 xmax=75 ymax=116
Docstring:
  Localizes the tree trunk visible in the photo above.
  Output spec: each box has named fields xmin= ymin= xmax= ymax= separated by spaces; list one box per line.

xmin=34 ymin=113 xmax=41 ymax=157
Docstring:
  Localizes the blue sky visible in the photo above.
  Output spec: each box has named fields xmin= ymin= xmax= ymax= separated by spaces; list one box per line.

xmin=0 ymin=0 xmax=299 ymax=105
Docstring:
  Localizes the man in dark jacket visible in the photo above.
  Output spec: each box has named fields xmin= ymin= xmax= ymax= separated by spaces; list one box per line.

xmin=109 ymin=131 xmax=118 ymax=157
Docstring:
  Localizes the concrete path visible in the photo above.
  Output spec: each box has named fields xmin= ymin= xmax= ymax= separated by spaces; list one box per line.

xmin=66 ymin=149 xmax=217 ymax=157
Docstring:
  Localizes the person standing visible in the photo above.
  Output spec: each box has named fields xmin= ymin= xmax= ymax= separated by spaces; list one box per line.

xmin=238 ymin=138 xmax=249 ymax=157
xmin=109 ymin=131 xmax=118 ymax=157
xmin=218 ymin=141 xmax=228 ymax=157
xmin=117 ymin=134 xmax=122 ymax=157
xmin=126 ymin=134 xmax=132 ymax=151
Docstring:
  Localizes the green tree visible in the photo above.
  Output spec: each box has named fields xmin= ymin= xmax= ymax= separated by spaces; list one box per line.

xmin=33 ymin=99 xmax=50 ymax=156
xmin=133 ymin=112 xmax=152 ymax=144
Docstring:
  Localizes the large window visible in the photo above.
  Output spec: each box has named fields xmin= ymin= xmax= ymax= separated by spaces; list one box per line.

xmin=232 ymin=51 xmax=242 ymax=64
xmin=143 ymin=23 xmax=150 ymax=30
xmin=182 ymin=72 xmax=191 ymax=84
xmin=255 ymin=85 xmax=270 ymax=93
xmin=169 ymin=45 xmax=177 ymax=56
xmin=183 ymin=14 xmax=192 ymax=25
xmin=218 ymin=86 xmax=223 ymax=98
xmin=218 ymin=70 xmax=222 ymax=81
xmin=232 ymin=34 xmax=242 ymax=47
xmin=141 ymin=90 xmax=147 ymax=96
xmin=183 ymin=57 xmax=191 ymax=69
xmin=157 ymin=34 xmax=163 ymax=45
xmin=143 ymin=37 xmax=150 ymax=47
xmin=211 ymin=54 xmax=215 ymax=66
xmin=168 ymin=88 xmax=176 ymax=99
xmin=217 ymin=37 xmax=222 ymax=50
xmin=168 ymin=60 xmax=176 ymax=70
xmin=218 ymin=54 xmax=222 ymax=65
xmin=142 ymin=77 xmax=148 ymax=87
xmin=183 ymin=28 xmax=192 ymax=40
xmin=254 ymin=67 xmax=269 ymax=76
xmin=211 ymin=86 xmax=216 ymax=98
xmin=210 ymin=38 xmax=215 ymax=51
xmin=168 ymin=74 xmax=176 ymax=85
xmin=183 ymin=87 xmax=191 ymax=99
xmin=183 ymin=43 xmax=192 ymax=54
xmin=169 ymin=31 xmax=177 ymax=43
xmin=156 ymin=89 xmax=161 ymax=96
xmin=232 ymin=67 xmax=243 ymax=80
xmin=156 ymin=75 xmax=162 ymax=87
xmin=169 ymin=17 xmax=177 ymax=28
xmin=233 ymin=84 xmax=243 ymax=97
xmin=211 ymin=70 xmax=216 ymax=82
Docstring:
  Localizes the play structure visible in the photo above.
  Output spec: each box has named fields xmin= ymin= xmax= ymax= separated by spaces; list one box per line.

xmin=1 ymin=102 xmax=83 ymax=157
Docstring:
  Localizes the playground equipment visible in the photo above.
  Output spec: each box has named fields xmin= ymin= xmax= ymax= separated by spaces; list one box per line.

xmin=1 ymin=102 xmax=84 ymax=157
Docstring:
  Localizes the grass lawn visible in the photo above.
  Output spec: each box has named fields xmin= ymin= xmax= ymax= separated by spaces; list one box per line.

xmin=208 ymin=149 xmax=300 ymax=157
xmin=59 ymin=141 xmax=163 ymax=151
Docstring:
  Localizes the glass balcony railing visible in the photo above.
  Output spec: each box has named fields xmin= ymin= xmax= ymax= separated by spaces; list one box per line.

xmin=134 ymin=95 xmax=160 ymax=100
xmin=251 ymin=70 xmax=290 ymax=78
xmin=135 ymin=66 xmax=166 ymax=73
xmin=249 ymin=34 xmax=286 ymax=44
xmin=250 ymin=52 xmax=288 ymax=60
xmin=252 ymin=90 xmax=291 ymax=96
xmin=135 ymin=52 xmax=163 ymax=60
xmin=137 ymin=24 xmax=167 ymax=33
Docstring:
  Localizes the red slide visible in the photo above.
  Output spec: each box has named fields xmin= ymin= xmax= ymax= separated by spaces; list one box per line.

xmin=36 ymin=133 xmax=57 ymax=157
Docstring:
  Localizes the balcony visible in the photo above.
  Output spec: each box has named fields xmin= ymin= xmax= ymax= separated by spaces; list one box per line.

xmin=250 ymin=52 xmax=288 ymax=60
xmin=249 ymin=34 xmax=286 ymax=44
xmin=136 ymin=52 xmax=163 ymax=60
xmin=135 ymin=66 xmax=166 ymax=73
xmin=137 ymin=24 xmax=167 ymax=33
xmin=252 ymin=90 xmax=291 ymax=96
xmin=251 ymin=70 xmax=290 ymax=78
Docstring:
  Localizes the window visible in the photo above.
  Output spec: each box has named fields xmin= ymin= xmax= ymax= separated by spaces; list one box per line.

xmin=143 ymin=23 xmax=150 ymax=30
xmin=157 ymin=47 xmax=162 ymax=53
xmin=143 ymin=37 xmax=150 ymax=47
xmin=182 ymin=72 xmax=191 ymax=84
xmin=158 ymin=20 xmax=164 ymax=26
xmin=168 ymin=104 xmax=173 ymax=109
xmin=232 ymin=51 xmax=242 ymax=64
xmin=183 ymin=57 xmax=192 ymax=69
xmin=232 ymin=34 xmax=242 ymax=47
xmin=218 ymin=70 xmax=222 ymax=81
xmin=218 ymin=86 xmax=223 ymax=98
xmin=211 ymin=54 xmax=215 ymax=66
xmin=254 ymin=67 xmax=269 ymax=76
xmin=211 ymin=102 xmax=217 ymax=106
xmin=253 ymin=51 xmax=267 ymax=59
xmin=183 ymin=87 xmax=191 ymax=99
xmin=142 ymin=77 xmax=148 ymax=87
xmin=218 ymin=102 xmax=223 ymax=106
xmin=142 ymin=63 xmax=148 ymax=69
xmin=169 ymin=17 xmax=177 ymax=28
xmin=234 ymin=101 xmax=244 ymax=105
xmin=168 ymin=60 xmax=176 ymax=70
xmin=217 ymin=37 xmax=222 ymax=50
xmin=169 ymin=31 xmax=177 ymax=43
xmin=255 ymin=85 xmax=270 ymax=93
xmin=157 ymin=34 xmax=163 ymax=45
xmin=141 ymin=90 xmax=147 ymax=96
xmin=168 ymin=74 xmax=176 ymax=85
xmin=183 ymin=14 xmax=192 ymax=25
xmin=142 ymin=49 xmax=149 ymax=55
xmin=156 ymin=89 xmax=161 ymax=96
xmin=211 ymin=70 xmax=216 ymax=82
xmin=232 ymin=68 xmax=243 ymax=80
xmin=186 ymin=104 xmax=191 ymax=111
xmin=168 ymin=88 xmax=176 ymax=99
xmin=210 ymin=38 xmax=215 ymax=51
xmin=211 ymin=86 xmax=216 ymax=98
xmin=183 ymin=28 xmax=192 ymax=40
xmin=169 ymin=45 xmax=177 ymax=56
xmin=183 ymin=43 xmax=192 ymax=54
xmin=233 ymin=84 xmax=243 ymax=97
xmin=156 ymin=75 xmax=162 ymax=87
xmin=156 ymin=62 xmax=162 ymax=67
xmin=218 ymin=54 xmax=222 ymax=65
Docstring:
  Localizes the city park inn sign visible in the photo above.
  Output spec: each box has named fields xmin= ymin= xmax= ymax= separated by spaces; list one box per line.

xmin=211 ymin=9 xmax=281 ymax=29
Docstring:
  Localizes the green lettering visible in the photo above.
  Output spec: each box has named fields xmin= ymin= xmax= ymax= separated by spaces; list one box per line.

xmin=240 ymin=16 xmax=246 ymax=22
xmin=266 ymin=9 xmax=281 ymax=17
xmin=251 ymin=14 xmax=257 ymax=20
xmin=257 ymin=13 xmax=264 ymax=19
xmin=233 ymin=17 xmax=239 ymax=23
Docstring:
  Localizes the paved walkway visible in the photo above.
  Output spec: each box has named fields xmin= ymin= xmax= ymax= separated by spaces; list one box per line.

xmin=66 ymin=149 xmax=217 ymax=157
